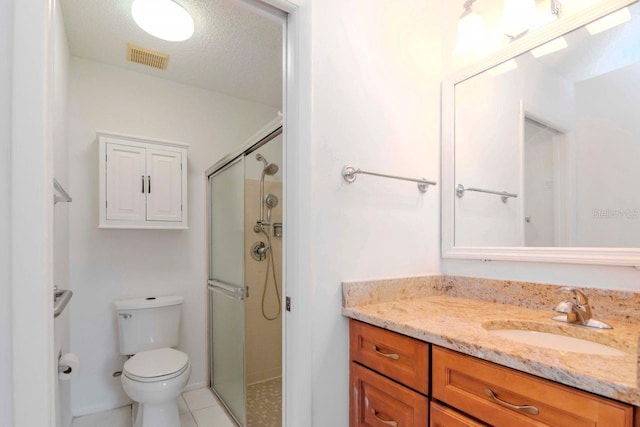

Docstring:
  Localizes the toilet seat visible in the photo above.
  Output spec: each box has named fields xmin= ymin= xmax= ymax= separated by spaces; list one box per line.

xmin=124 ymin=348 xmax=189 ymax=383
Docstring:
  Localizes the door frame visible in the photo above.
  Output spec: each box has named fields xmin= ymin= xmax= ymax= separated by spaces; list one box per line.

xmin=11 ymin=1 xmax=311 ymax=427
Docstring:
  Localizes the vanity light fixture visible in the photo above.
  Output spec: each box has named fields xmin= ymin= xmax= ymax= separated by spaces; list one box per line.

xmin=454 ymin=0 xmax=487 ymax=57
xmin=501 ymin=0 xmax=538 ymax=39
xmin=530 ymin=36 xmax=568 ymax=57
xmin=586 ymin=7 xmax=631 ymax=35
xmin=131 ymin=0 xmax=195 ymax=42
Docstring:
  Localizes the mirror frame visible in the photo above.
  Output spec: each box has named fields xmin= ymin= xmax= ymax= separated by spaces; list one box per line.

xmin=442 ymin=0 xmax=640 ymax=268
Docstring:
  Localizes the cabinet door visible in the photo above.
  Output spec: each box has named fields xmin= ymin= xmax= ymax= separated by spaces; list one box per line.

xmin=106 ymin=143 xmax=146 ymax=222
xmin=146 ymin=148 xmax=183 ymax=222
xmin=351 ymin=362 xmax=429 ymax=427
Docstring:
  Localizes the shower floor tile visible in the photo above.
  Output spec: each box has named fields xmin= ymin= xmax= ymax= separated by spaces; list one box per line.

xmin=247 ymin=377 xmax=282 ymax=427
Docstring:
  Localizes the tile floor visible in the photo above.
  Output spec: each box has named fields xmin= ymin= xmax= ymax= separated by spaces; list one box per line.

xmin=72 ymin=387 xmax=236 ymax=427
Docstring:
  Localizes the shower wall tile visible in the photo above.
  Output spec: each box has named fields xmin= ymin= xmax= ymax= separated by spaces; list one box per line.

xmin=244 ymin=179 xmax=283 ymax=385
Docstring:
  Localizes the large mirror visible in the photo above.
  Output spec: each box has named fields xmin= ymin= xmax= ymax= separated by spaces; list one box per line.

xmin=442 ymin=0 xmax=640 ymax=266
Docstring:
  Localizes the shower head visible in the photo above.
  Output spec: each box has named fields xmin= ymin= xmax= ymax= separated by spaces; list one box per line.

xmin=256 ymin=154 xmax=279 ymax=176
xmin=263 ymin=163 xmax=279 ymax=176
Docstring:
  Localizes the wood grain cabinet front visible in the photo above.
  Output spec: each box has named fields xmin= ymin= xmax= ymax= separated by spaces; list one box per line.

xmin=350 ymin=319 xmax=429 ymax=395
xmin=430 ymin=401 xmax=487 ymax=427
xmin=432 ymin=346 xmax=634 ymax=427
xmin=351 ymin=362 xmax=429 ymax=427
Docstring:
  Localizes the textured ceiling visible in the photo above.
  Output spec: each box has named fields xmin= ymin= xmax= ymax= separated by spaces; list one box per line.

xmin=60 ymin=0 xmax=283 ymax=108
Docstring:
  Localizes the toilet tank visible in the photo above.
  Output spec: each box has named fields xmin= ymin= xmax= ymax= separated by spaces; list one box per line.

xmin=115 ymin=296 xmax=184 ymax=355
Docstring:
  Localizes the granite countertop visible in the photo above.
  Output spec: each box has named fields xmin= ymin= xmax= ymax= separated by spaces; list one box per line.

xmin=342 ymin=275 xmax=640 ymax=406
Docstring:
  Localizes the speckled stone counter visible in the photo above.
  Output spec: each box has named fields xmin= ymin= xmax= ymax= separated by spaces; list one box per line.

xmin=342 ymin=275 xmax=640 ymax=406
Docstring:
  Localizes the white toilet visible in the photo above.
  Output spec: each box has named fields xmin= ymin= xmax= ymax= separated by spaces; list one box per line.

xmin=115 ymin=296 xmax=191 ymax=427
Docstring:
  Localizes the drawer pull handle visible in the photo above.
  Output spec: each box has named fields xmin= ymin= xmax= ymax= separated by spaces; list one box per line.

xmin=373 ymin=346 xmax=399 ymax=360
xmin=372 ymin=409 xmax=398 ymax=427
xmin=485 ymin=389 xmax=539 ymax=415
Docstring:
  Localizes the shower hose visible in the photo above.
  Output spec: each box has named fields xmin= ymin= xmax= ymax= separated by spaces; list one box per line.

xmin=260 ymin=229 xmax=281 ymax=320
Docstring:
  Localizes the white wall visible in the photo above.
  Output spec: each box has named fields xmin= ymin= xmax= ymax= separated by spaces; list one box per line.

xmin=52 ymin=1 xmax=72 ymax=425
xmin=440 ymin=2 xmax=640 ymax=290
xmin=304 ymin=1 xmax=443 ymax=424
xmin=0 ymin=0 xmax=13 ymax=424
xmin=574 ymin=62 xmax=640 ymax=247
xmin=67 ymin=57 xmax=278 ymax=415
xmin=454 ymin=55 xmax=574 ymax=246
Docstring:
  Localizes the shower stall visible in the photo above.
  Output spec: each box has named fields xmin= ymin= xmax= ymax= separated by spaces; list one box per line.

xmin=207 ymin=126 xmax=283 ymax=427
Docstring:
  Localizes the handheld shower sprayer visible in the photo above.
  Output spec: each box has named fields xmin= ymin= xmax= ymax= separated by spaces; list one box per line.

xmin=265 ymin=194 xmax=278 ymax=224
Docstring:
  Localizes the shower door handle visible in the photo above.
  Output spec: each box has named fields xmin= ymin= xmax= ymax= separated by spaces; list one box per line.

xmin=208 ymin=279 xmax=247 ymax=301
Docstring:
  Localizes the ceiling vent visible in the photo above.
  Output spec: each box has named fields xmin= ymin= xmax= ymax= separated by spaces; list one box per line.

xmin=127 ymin=44 xmax=169 ymax=70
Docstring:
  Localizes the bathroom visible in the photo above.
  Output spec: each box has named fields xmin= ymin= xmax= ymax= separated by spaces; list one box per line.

xmin=3 ymin=0 xmax=640 ymax=426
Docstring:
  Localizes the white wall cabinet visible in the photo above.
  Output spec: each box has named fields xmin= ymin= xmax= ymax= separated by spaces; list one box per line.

xmin=98 ymin=132 xmax=188 ymax=229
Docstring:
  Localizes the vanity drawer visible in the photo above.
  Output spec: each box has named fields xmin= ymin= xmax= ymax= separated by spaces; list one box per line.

xmin=432 ymin=346 xmax=634 ymax=427
xmin=430 ymin=401 xmax=487 ymax=427
xmin=350 ymin=362 xmax=429 ymax=427
xmin=350 ymin=319 xmax=429 ymax=394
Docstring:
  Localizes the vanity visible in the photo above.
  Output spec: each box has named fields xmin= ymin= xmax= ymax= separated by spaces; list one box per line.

xmin=343 ymin=276 xmax=640 ymax=426
xmin=344 ymin=1 xmax=640 ymax=425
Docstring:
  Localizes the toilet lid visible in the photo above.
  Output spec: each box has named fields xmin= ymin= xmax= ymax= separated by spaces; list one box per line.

xmin=124 ymin=348 xmax=189 ymax=378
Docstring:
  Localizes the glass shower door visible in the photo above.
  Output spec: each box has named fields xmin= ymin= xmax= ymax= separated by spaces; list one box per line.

xmin=208 ymin=157 xmax=246 ymax=426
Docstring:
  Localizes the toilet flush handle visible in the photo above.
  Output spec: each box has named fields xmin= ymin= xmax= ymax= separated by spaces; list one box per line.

xmin=119 ymin=313 xmax=132 ymax=319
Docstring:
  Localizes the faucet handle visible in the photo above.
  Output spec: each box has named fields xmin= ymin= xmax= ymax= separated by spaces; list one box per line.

xmin=553 ymin=300 xmax=573 ymax=314
xmin=560 ymin=287 xmax=589 ymax=306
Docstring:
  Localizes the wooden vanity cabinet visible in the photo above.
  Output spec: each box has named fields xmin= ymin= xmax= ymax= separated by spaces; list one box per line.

xmin=430 ymin=401 xmax=487 ymax=427
xmin=350 ymin=319 xmax=429 ymax=394
xmin=350 ymin=320 xmax=638 ymax=427
xmin=349 ymin=319 xmax=430 ymax=426
xmin=351 ymin=362 xmax=429 ymax=427
xmin=432 ymin=346 xmax=634 ymax=427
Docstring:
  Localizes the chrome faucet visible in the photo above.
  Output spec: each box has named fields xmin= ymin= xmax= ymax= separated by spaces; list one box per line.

xmin=552 ymin=287 xmax=612 ymax=329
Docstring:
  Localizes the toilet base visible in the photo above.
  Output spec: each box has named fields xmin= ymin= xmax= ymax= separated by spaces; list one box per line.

xmin=133 ymin=400 xmax=180 ymax=427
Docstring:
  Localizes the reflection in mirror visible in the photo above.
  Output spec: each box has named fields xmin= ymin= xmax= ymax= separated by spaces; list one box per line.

xmin=453 ymin=2 xmax=640 ymax=248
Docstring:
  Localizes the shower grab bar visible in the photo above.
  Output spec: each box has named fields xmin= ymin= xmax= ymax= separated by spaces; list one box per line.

xmin=54 ymin=178 xmax=72 ymax=204
xmin=456 ymin=184 xmax=517 ymax=203
xmin=207 ymin=279 xmax=247 ymax=301
xmin=342 ymin=165 xmax=437 ymax=193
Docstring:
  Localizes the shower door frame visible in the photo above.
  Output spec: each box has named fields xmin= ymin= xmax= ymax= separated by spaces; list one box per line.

xmin=206 ymin=123 xmax=283 ymax=426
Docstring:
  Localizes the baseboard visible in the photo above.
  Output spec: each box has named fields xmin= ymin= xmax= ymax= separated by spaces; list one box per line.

xmin=184 ymin=381 xmax=207 ymax=392
xmin=72 ymin=399 xmax=132 ymax=418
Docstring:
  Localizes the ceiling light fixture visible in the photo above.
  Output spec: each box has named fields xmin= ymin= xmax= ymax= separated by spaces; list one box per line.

xmin=454 ymin=0 xmax=487 ymax=57
xmin=586 ymin=7 xmax=631 ymax=35
xmin=131 ymin=0 xmax=194 ymax=42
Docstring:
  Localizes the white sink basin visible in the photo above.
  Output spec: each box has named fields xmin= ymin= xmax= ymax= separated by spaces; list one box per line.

xmin=488 ymin=329 xmax=628 ymax=356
